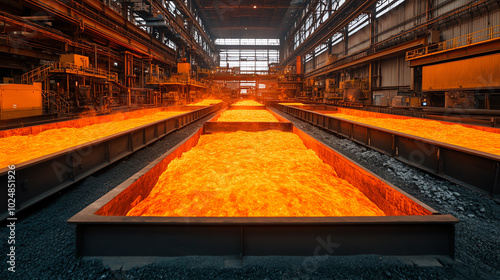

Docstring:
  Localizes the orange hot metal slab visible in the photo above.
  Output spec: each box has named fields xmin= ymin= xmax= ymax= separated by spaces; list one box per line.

xmin=232 ymin=100 xmax=265 ymax=106
xmin=68 ymin=124 xmax=457 ymax=257
xmin=204 ymin=109 xmax=292 ymax=133
xmin=188 ymin=99 xmax=223 ymax=106
xmin=125 ymin=130 xmax=386 ymax=217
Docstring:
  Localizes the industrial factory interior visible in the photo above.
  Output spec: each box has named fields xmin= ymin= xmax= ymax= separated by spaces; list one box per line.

xmin=0 ymin=0 xmax=499 ymax=279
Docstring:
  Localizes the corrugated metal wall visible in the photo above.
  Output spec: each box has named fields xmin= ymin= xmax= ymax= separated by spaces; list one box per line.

xmin=331 ymin=41 xmax=345 ymax=58
xmin=315 ymin=51 xmax=329 ymax=69
xmin=347 ymin=26 xmax=371 ymax=54
xmin=377 ymin=0 xmax=421 ymax=42
xmin=380 ymin=55 xmax=411 ymax=87
xmin=302 ymin=0 xmax=498 ymax=85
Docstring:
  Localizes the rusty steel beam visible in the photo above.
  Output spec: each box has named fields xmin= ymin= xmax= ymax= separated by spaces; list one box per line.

xmin=0 ymin=12 xmax=72 ymax=44
xmin=305 ymin=38 xmax=427 ymax=78
xmin=23 ymin=0 xmax=176 ymax=66
xmin=408 ymin=38 xmax=500 ymax=67
xmin=0 ymin=45 xmax=59 ymax=61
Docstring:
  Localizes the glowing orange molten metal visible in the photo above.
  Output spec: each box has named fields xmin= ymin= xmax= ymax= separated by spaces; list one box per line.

xmin=0 ymin=111 xmax=186 ymax=167
xmin=233 ymin=100 xmax=264 ymax=106
xmin=279 ymin=103 xmax=305 ymax=106
xmin=189 ymin=99 xmax=223 ymax=106
xmin=126 ymin=130 xmax=385 ymax=217
xmin=217 ymin=110 xmax=278 ymax=122
xmin=328 ymin=113 xmax=500 ymax=156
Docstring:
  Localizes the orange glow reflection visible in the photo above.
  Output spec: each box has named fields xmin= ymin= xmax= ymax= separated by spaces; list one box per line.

xmin=233 ymin=100 xmax=264 ymax=106
xmin=189 ymin=99 xmax=223 ymax=106
xmin=127 ymin=130 xmax=386 ymax=217
xmin=217 ymin=110 xmax=278 ymax=122
xmin=279 ymin=103 xmax=305 ymax=105
xmin=0 ymin=111 xmax=186 ymax=167
xmin=328 ymin=113 xmax=500 ymax=156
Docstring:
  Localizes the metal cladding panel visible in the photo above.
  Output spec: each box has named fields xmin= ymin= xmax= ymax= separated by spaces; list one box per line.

xmin=422 ymin=53 xmax=500 ymax=91
xmin=347 ymin=26 xmax=370 ymax=54
xmin=396 ymin=137 xmax=439 ymax=172
xmin=305 ymin=60 xmax=314 ymax=73
xmin=441 ymin=148 xmax=497 ymax=193
xmin=436 ymin=0 xmax=469 ymax=15
xmin=108 ymin=134 xmax=131 ymax=160
xmin=491 ymin=10 xmax=500 ymax=26
xmin=380 ymin=55 xmax=411 ymax=87
xmin=331 ymin=40 xmax=344 ymax=56
xmin=315 ymin=51 xmax=329 ymax=69
xmin=369 ymin=129 xmax=394 ymax=154
xmin=377 ymin=0 xmax=423 ymax=40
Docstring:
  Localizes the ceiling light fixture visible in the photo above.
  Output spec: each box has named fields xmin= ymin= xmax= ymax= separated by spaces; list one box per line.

xmin=253 ymin=5 xmax=257 ymax=9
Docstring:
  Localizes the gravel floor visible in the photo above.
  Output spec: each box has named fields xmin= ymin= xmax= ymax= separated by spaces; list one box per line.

xmin=1 ymin=109 xmax=499 ymax=280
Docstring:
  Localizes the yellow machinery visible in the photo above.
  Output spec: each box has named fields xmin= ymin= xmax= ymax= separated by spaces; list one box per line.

xmin=0 ymin=84 xmax=42 ymax=120
xmin=177 ymin=63 xmax=191 ymax=74
xmin=59 ymin=54 xmax=90 ymax=68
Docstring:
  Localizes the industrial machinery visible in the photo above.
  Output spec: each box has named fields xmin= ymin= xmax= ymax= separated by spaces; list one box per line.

xmin=0 ymin=84 xmax=42 ymax=120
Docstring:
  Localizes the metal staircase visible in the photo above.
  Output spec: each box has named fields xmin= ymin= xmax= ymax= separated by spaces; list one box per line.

xmin=21 ymin=64 xmax=52 ymax=84
xmin=42 ymin=91 xmax=70 ymax=115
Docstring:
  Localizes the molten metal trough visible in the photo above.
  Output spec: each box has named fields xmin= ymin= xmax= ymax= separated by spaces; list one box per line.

xmin=68 ymin=119 xmax=457 ymax=257
xmin=0 ymin=104 xmax=223 ymax=219
xmin=276 ymin=104 xmax=500 ymax=195
xmin=204 ymin=108 xmax=292 ymax=133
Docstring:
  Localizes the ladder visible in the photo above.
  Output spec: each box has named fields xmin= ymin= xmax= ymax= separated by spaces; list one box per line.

xmin=42 ymin=91 xmax=71 ymax=115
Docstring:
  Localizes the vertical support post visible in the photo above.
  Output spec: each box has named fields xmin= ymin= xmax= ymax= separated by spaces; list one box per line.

xmin=94 ymin=44 xmax=98 ymax=69
xmin=343 ymin=27 xmax=348 ymax=56
xmin=368 ymin=62 xmax=373 ymax=105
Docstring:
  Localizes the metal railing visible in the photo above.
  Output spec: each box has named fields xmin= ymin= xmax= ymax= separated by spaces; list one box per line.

xmin=52 ymin=62 xmax=117 ymax=81
xmin=22 ymin=62 xmax=118 ymax=84
xmin=21 ymin=64 xmax=51 ymax=84
xmin=406 ymin=24 xmax=500 ymax=60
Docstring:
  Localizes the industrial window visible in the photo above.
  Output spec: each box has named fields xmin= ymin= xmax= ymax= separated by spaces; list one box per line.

xmin=376 ymin=0 xmax=405 ymax=18
xmin=289 ymin=0 xmax=346 ymax=52
xmin=348 ymin=14 xmax=369 ymax=35
xmin=331 ymin=32 xmax=343 ymax=46
xmin=218 ymin=49 xmax=280 ymax=73
xmin=305 ymin=53 xmax=313 ymax=63
xmin=215 ymin=38 xmax=280 ymax=46
xmin=315 ymin=44 xmax=328 ymax=56
xmin=166 ymin=1 xmax=177 ymax=17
